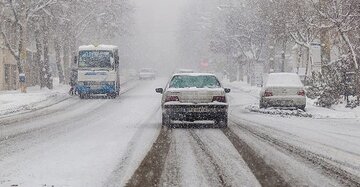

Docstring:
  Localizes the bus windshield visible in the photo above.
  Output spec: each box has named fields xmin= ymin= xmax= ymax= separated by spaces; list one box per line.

xmin=78 ymin=50 xmax=113 ymax=68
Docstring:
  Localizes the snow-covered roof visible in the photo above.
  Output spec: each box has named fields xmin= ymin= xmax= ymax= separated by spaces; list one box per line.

xmin=78 ymin=44 xmax=118 ymax=51
xmin=266 ymin=73 xmax=303 ymax=87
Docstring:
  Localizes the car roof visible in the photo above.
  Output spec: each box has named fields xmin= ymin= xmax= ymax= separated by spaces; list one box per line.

xmin=266 ymin=73 xmax=303 ymax=87
xmin=140 ymin=68 xmax=154 ymax=70
xmin=79 ymin=44 xmax=118 ymax=51
xmin=172 ymin=73 xmax=216 ymax=76
xmin=177 ymin=69 xmax=194 ymax=72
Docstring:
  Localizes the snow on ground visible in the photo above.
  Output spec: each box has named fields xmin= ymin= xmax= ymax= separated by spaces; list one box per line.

xmin=225 ymin=79 xmax=360 ymax=185
xmin=160 ymin=129 xmax=261 ymax=187
xmin=0 ymin=78 xmax=165 ymax=187
xmin=0 ymin=76 xmax=132 ymax=119
xmin=0 ymin=80 xmax=69 ymax=118
xmin=223 ymin=79 xmax=360 ymax=119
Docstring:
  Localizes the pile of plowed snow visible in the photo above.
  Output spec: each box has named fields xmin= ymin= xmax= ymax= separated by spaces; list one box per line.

xmin=246 ymin=105 xmax=312 ymax=118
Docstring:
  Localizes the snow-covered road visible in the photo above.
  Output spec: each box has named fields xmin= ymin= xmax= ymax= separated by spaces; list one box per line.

xmin=126 ymin=80 xmax=360 ymax=187
xmin=227 ymin=88 xmax=360 ymax=186
xmin=0 ymin=79 xmax=165 ymax=187
xmin=1 ymin=78 xmax=360 ymax=187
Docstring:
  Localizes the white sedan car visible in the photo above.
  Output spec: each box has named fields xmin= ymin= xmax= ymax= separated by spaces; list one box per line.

xmin=156 ymin=73 xmax=231 ymax=128
xmin=260 ymin=73 xmax=306 ymax=110
xmin=139 ymin=68 xmax=156 ymax=80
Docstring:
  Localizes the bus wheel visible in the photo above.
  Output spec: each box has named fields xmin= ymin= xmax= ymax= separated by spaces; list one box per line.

xmin=107 ymin=93 xmax=117 ymax=99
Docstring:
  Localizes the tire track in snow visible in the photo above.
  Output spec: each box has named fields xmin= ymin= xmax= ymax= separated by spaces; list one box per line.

xmin=105 ymin=106 xmax=162 ymax=186
xmin=0 ymin=80 xmax=138 ymax=126
xmin=187 ymin=129 xmax=231 ymax=187
xmin=125 ymin=127 xmax=172 ymax=187
xmin=0 ymin=81 xmax=140 ymax=160
xmin=229 ymin=119 xmax=360 ymax=187
xmin=158 ymin=130 xmax=181 ymax=187
xmin=221 ymin=127 xmax=290 ymax=187
xmin=232 ymin=114 xmax=360 ymax=165
xmin=0 ymin=99 xmax=110 ymax=160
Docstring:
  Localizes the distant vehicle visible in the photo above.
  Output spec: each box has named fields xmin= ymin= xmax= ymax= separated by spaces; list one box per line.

xmin=156 ymin=73 xmax=231 ymax=128
xmin=176 ymin=69 xmax=194 ymax=73
xmin=139 ymin=68 xmax=156 ymax=80
xmin=260 ymin=73 xmax=306 ymax=110
xmin=75 ymin=45 xmax=120 ymax=99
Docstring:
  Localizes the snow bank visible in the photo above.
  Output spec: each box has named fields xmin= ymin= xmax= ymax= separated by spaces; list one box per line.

xmin=246 ymin=105 xmax=312 ymax=118
xmin=0 ymin=74 xmax=133 ymax=119
xmin=0 ymin=82 xmax=69 ymax=117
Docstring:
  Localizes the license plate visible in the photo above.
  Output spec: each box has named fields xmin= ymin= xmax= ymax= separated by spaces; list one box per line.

xmin=280 ymin=100 xmax=292 ymax=105
xmin=189 ymin=107 xmax=210 ymax=113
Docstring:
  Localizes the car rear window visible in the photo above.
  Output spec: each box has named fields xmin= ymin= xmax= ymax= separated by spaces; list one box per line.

xmin=169 ymin=75 xmax=221 ymax=88
xmin=266 ymin=73 xmax=303 ymax=87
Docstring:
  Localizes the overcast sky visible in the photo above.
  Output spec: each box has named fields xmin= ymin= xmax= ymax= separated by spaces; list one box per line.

xmin=130 ymin=0 xmax=190 ymax=72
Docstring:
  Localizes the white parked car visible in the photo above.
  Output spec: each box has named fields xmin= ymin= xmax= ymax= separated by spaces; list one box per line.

xmin=156 ymin=73 xmax=231 ymax=128
xmin=260 ymin=73 xmax=306 ymax=110
xmin=139 ymin=68 xmax=156 ymax=80
xmin=176 ymin=69 xmax=194 ymax=73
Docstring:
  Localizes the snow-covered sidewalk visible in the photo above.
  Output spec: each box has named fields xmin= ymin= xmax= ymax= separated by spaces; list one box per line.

xmin=0 ymin=83 xmax=70 ymax=118
xmin=0 ymin=75 xmax=133 ymax=119
xmin=223 ymin=79 xmax=360 ymax=119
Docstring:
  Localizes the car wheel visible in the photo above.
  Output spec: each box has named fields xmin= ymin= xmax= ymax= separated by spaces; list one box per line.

xmin=110 ymin=93 xmax=117 ymax=99
xmin=215 ymin=114 xmax=228 ymax=128
xmin=298 ymin=105 xmax=306 ymax=111
xmin=259 ymin=99 xmax=268 ymax=109
xmin=79 ymin=94 xmax=85 ymax=99
xmin=162 ymin=114 xmax=171 ymax=127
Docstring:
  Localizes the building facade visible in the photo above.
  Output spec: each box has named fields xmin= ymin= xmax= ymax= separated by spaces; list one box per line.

xmin=0 ymin=44 xmax=39 ymax=91
xmin=0 ymin=46 xmax=18 ymax=91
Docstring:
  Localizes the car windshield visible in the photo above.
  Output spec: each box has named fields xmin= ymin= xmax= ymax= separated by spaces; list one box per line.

xmin=78 ymin=50 xmax=112 ymax=68
xmin=169 ymin=75 xmax=221 ymax=88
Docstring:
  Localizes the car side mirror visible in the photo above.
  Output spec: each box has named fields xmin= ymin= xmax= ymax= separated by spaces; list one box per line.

xmin=224 ymin=88 xmax=231 ymax=93
xmin=155 ymin=88 xmax=163 ymax=94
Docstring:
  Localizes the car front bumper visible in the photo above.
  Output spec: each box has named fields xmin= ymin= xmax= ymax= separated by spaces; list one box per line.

xmin=76 ymin=84 xmax=118 ymax=95
xmin=163 ymin=104 xmax=228 ymax=121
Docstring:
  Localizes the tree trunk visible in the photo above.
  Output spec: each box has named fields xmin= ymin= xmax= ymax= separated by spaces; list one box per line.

xmin=43 ymin=19 xmax=53 ymax=89
xmin=63 ymin=40 xmax=70 ymax=84
xmin=304 ymin=47 xmax=310 ymax=83
xmin=34 ymin=27 xmax=44 ymax=88
xmin=70 ymin=34 xmax=77 ymax=72
xmin=281 ymin=38 xmax=287 ymax=72
xmin=54 ymin=37 xmax=65 ymax=84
